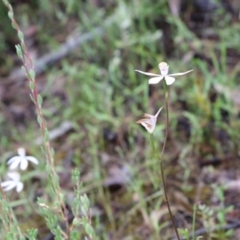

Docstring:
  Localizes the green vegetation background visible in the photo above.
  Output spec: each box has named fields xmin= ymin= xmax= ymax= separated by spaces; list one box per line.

xmin=0 ymin=0 xmax=240 ymax=239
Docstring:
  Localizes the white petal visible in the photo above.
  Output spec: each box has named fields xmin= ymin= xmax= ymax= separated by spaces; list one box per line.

xmin=26 ymin=156 xmax=39 ymax=165
xmin=143 ymin=113 xmax=154 ymax=118
xmin=16 ymin=182 xmax=24 ymax=192
xmin=1 ymin=181 xmax=16 ymax=191
xmin=7 ymin=156 xmax=21 ymax=165
xmin=7 ymin=172 xmax=21 ymax=181
xmin=140 ymin=122 xmax=154 ymax=133
xmin=1 ymin=181 xmax=14 ymax=187
xmin=8 ymin=159 xmax=21 ymax=170
xmin=20 ymin=159 xmax=28 ymax=170
xmin=168 ymin=70 xmax=193 ymax=77
xmin=142 ymin=118 xmax=153 ymax=125
xmin=165 ymin=76 xmax=175 ymax=85
xmin=135 ymin=70 xmax=161 ymax=77
xmin=17 ymin=148 xmax=26 ymax=157
xmin=149 ymin=76 xmax=164 ymax=84
xmin=155 ymin=107 xmax=163 ymax=118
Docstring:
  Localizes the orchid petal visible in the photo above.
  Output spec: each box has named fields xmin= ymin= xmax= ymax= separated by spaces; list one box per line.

xmin=7 ymin=156 xmax=21 ymax=164
xmin=136 ymin=118 xmax=151 ymax=125
xmin=26 ymin=156 xmax=39 ymax=165
xmin=1 ymin=181 xmax=14 ymax=187
xmin=8 ymin=157 xmax=21 ymax=170
xmin=135 ymin=70 xmax=161 ymax=77
xmin=155 ymin=107 xmax=163 ymax=118
xmin=143 ymin=114 xmax=153 ymax=118
xmin=140 ymin=122 xmax=154 ymax=133
xmin=16 ymin=182 xmax=24 ymax=192
xmin=165 ymin=76 xmax=175 ymax=85
xmin=1 ymin=181 xmax=16 ymax=191
xmin=20 ymin=159 xmax=28 ymax=170
xmin=141 ymin=118 xmax=153 ymax=125
xmin=149 ymin=76 xmax=164 ymax=84
xmin=168 ymin=70 xmax=193 ymax=77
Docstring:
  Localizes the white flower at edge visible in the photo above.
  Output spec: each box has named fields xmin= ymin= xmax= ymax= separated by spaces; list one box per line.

xmin=7 ymin=148 xmax=39 ymax=170
xmin=1 ymin=172 xmax=24 ymax=192
xmin=135 ymin=62 xmax=193 ymax=85
xmin=136 ymin=107 xmax=162 ymax=134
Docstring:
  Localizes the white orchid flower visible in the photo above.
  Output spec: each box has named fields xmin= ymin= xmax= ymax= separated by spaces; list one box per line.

xmin=7 ymin=148 xmax=39 ymax=170
xmin=135 ymin=62 xmax=193 ymax=85
xmin=136 ymin=107 xmax=162 ymax=134
xmin=1 ymin=172 xmax=24 ymax=192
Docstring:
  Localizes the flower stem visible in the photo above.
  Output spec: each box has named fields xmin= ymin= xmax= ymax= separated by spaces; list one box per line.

xmin=149 ymin=134 xmax=180 ymax=240
xmin=162 ymin=81 xmax=169 ymax=156
xmin=192 ymin=203 xmax=197 ymax=240
xmin=153 ymin=80 xmax=180 ymax=240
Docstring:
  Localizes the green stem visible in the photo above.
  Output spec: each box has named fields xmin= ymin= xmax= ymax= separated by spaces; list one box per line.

xmin=150 ymin=134 xmax=180 ymax=240
xmin=150 ymin=133 xmax=156 ymax=153
xmin=192 ymin=203 xmax=197 ymax=240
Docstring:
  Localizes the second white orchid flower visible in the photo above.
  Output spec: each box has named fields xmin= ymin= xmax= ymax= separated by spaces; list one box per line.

xmin=135 ymin=62 xmax=193 ymax=85
xmin=1 ymin=172 xmax=24 ymax=192
xmin=136 ymin=107 xmax=162 ymax=134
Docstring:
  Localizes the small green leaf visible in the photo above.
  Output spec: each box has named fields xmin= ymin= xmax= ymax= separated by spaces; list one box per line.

xmin=29 ymin=69 xmax=35 ymax=80
xmin=29 ymin=81 xmax=34 ymax=91
xmin=11 ymin=22 xmax=16 ymax=29
xmin=18 ymin=31 xmax=24 ymax=42
xmin=26 ymin=228 xmax=38 ymax=240
xmin=51 ymin=147 xmax=55 ymax=158
xmin=81 ymin=194 xmax=90 ymax=209
xmin=37 ymin=95 xmax=43 ymax=107
xmin=8 ymin=11 xmax=14 ymax=20
xmin=40 ymin=146 xmax=45 ymax=155
xmin=72 ymin=168 xmax=80 ymax=182
xmin=44 ymin=129 xmax=50 ymax=142
xmin=225 ymin=229 xmax=233 ymax=237
xmin=85 ymin=223 xmax=94 ymax=237
xmin=37 ymin=115 xmax=42 ymax=125
xmin=29 ymin=93 xmax=35 ymax=103
xmin=22 ymin=66 xmax=27 ymax=77
xmin=178 ymin=228 xmax=189 ymax=238
xmin=72 ymin=218 xmax=81 ymax=226
xmin=217 ymin=211 xmax=225 ymax=224
xmin=15 ymin=44 xmax=23 ymax=59
xmin=80 ymin=206 xmax=87 ymax=216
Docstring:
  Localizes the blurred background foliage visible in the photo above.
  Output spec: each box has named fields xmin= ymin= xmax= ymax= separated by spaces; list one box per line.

xmin=0 ymin=0 xmax=240 ymax=239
